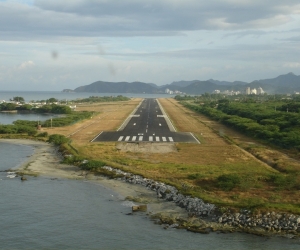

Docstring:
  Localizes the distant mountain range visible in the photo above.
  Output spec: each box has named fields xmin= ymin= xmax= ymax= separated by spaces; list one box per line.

xmin=62 ymin=72 xmax=300 ymax=95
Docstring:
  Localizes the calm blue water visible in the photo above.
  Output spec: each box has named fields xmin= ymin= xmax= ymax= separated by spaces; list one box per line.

xmin=0 ymin=91 xmax=174 ymax=103
xmin=0 ymin=112 xmax=59 ymax=125
xmin=0 ymin=91 xmax=174 ymax=124
xmin=0 ymin=141 xmax=299 ymax=250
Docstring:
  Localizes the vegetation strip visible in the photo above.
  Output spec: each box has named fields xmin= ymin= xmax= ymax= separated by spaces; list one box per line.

xmin=61 ymin=150 xmax=300 ymax=237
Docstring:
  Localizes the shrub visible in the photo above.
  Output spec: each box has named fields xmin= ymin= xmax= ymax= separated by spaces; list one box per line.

xmin=80 ymin=160 xmax=106 ymax=170
xmin=217 ymin=174 xmax=241 ymax=191
xmin=187 ymin=173 xmax=203 ymax=180
xmin=48 ymin=134 xmax=70 ymax=145
xmin=62 ymin=155 xmax=85 ymax=165
xmin=267 ymin=173 xmax=298 ymax=190
xmin=36 ymin=132 xmax=48 ymax=137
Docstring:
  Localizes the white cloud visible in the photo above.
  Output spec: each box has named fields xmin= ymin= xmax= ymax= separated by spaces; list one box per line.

xmin=283 ymin=62 xmax=300 ymax=68
xmin=0 ymin=0 xmax=299 ymax=42
xmin=0 ymin=1 xmax=300 ymax=90
xmin=18 ymin=60 xmax=34 ymax=70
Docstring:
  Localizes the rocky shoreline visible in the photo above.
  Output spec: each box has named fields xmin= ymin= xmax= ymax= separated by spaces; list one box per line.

xmin=5 ymin=138 xmax=299 ymax=239
xmin=101 ymin=165 xmax=300 ymax=238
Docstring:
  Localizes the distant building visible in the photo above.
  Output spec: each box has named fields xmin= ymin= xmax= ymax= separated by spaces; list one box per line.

xmin=246 ymin=87 xmax=251 ymax=95
xmin=246 ymin=86 xmax=265 ymax=95
xmin=165 ymin=88 xmax=176 ymax=95
xmin=251 ymin=88 xmax=257 ymax=95
xmin=257 ymin=87 xmax=264 ymax=95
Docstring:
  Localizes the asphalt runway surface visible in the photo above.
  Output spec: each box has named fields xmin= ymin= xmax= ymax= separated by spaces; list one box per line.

xmin=92 ymin=98 xmax=200 ymax=143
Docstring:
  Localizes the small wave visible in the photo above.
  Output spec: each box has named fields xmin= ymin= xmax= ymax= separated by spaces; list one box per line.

xmin=121 ymin=201 xmax=136 ymax=207
xmin=7 ymin=174 xmax=16 ymax=178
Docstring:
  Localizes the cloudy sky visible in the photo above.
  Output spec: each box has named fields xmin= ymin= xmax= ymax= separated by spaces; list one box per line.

xmin=0 ymin=0 xmax=300 ymax=90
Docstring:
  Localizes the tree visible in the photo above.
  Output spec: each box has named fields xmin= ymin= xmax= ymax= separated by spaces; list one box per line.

xmin=16 ymin=104 xmax=32 ymax=111
xmin=0 ymin=103 xmax=17 ymax=111
xmin=11 ymin=96 xmax=25 ymax=102
xmin=47 ymin=98 xmax=58 ymax=103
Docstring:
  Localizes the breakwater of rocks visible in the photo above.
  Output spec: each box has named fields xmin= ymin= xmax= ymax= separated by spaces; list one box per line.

xmin=101 ymin=166 xmax=300 ymax=237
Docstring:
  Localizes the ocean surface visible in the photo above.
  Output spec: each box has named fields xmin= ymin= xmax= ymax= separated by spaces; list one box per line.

xmin=0 ymin=91 xmax=300 ymax=249
xmin=0 ymin=91 xmax=174 ymax=125
xmin=0 ymin=141 xmax=300 ymax=250
xmin=0 ymin=91 xmax=174 ymax=103
xmin=0 ymin=112 xmax=61 ymax=125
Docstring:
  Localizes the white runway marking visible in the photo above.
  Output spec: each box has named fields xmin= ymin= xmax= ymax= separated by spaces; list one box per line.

xmin=117 ymin=135 xmax=176 ymax=142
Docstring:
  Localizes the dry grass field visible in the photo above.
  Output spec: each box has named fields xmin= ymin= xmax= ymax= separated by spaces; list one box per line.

xmin=43 ymin=98 xmax=300 ymax=213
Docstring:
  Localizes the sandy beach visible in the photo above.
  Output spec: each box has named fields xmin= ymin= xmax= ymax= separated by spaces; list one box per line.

xmin=1 ymin=139 xmax=188 ymax=217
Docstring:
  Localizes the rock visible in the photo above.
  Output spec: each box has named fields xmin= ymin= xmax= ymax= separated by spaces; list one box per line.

xmin=132 ymin=205 xmax=147 ymax=212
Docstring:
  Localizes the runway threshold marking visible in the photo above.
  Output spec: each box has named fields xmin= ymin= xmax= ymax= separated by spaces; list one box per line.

xmin=139 ymin=136 xmax=143 ymax=141
xmin=162 ymin=137 xmax=167 ymax=142
xmin=132 ymin=136 xmax=137 ymax=141
xmin=125 ymin=136 xmax=130 ymax=141
xmin=156 ymin=136 xmax=160 ymax=141
xmin=118 ymin=136 xmax=124 ymax=141
xmin=168 ymin=137 xmax=174 ymax=142
xmin=149 ymin=136 xmax=153 ymax=141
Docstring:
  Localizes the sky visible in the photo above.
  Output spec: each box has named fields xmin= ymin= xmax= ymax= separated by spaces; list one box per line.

xmin=0 ymin=0 xmax=300 ymax=91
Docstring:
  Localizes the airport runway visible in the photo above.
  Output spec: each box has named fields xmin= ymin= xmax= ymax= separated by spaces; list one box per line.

xmin=92 ymin=98 xmax=199 ymax=143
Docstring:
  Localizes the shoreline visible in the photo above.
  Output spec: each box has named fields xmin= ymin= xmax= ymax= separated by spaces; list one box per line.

xmin=1 ymin=138 xmax=300 ymax=239
xmin=1 ymin=139 xmax=189 ymax=218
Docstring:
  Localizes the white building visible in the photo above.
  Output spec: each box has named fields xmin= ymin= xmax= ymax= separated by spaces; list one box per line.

xmin=246 ymin=87 xmax=251 ymax=95
xmin=257 ymin=87 xmax=264 ymax=95
xmin=246 ymin=86 xmax=265 ymax=95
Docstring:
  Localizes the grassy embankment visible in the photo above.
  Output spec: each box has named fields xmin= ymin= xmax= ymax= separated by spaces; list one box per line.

xmin=25 ymin=98 xmax=300 ymax=214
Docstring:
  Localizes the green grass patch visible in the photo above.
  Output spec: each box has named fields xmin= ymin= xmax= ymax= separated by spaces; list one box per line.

xmin=216 ymin=174 xmax=241 ymax=191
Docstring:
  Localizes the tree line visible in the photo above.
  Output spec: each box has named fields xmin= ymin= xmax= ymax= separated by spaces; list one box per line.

xmin=177 ymin=95 xmax=300 ymax=150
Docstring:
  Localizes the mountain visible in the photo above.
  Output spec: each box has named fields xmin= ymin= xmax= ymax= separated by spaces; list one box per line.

xmin=180 ymin=81 xmax=221 ymax=95
xmin=66 ymin=72 xmax=300 ymax=95
xmin=255 ymin=72 xmax=300 ymax=87
xmin=170 ymin=80 xmax=200 ymax=88
xmin=208 ymin=79 xmax=248 ymax=86
xmin=73 ymin=81 xmax=160 ymax=94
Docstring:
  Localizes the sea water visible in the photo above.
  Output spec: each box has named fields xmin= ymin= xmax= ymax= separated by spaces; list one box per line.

xmin=0 ymin=141 xmax=299 ymax=250
xmin=0 ymin=91 xmax=174 ymax=125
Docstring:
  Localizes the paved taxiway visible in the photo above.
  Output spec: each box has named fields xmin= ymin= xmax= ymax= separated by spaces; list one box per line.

xmin=92 ymin=98 xmax=199 ymax=143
